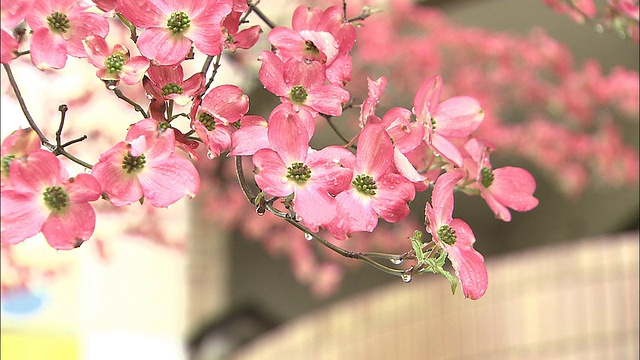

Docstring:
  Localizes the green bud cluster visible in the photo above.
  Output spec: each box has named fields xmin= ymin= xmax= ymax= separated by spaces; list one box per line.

xmin=43 ymin=186 xmax=69 ymax=211
xmin=47 ymin=11 xmax=70 ymax=33
xmin=162 ymin=83 xmax=184 ymax=96
xmin=290 ymin=85 xmax=308 ymax=104
xmin=167 ymin=11 xmax=191 ymax=35
xmin=287 ymin=162 xmax=311 ymax=183
xmin=122 ymin=153 xmax=146 ymax=174
xmin=198 ymin=112 xmax=216 ymax=131
xmin=105 ymin=53 xmax=125 ymax=73
xmin=437 ymin=224 xmax=457 ymax=245
xmin=480 ymin=167 xmax=494 ymax=188
xmin=352 ymin=174 xmax=377 ymax=196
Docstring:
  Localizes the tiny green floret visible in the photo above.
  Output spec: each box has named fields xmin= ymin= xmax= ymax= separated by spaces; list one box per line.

xmin=47 ymin=11 xmax=70 ymax=33
xmin=287 ymin=162 xmax=311 ymax=183
xmin=2 ymin=155 xmax=15 ymax=178
xmin=437 ymin=224 xmax=456 ymax=245
xmin=480 ymin=167 xmax=494 ymax=188
xmin=198 ymin=112 xmax=216 ymax=131
xmin=167 ymin=11 xmax=191 ymax=35
xmin=104 ymin=53 xmax=125 ymax=73
xmin=162 ymin=83 xmax=184 ymax=96
xmin=290 ymin=85 xmax=308 ymax=104
xmin=122 ymin=153 xmax=146 ymax=174
xmin=43 ymin=186 xmax=69 ymax=211
xmin=352 ymin=174 xmax=377 ymax=196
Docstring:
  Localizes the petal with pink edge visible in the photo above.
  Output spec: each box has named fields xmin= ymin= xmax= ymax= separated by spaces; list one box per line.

xmin=356 ymin=124 xmax=393 ymax=178
xmin=0 ymin=190 xmax=47 ymax=245
xmin=30 ymin=28 xmax=67 ymax=70
xmin=137 ymin=155 xmax=199 ymax=208
xmin=293 ymin=185 xmax=337 ymax=232
xmin=446 ymin=218 xmax=488 ymax=300
xmin=372 ymin=173 xmax=414 ymax=223
xmin=434 ymin=96 xmax=484 ymax=138
xmin=431 ymin=171 xmax=463 ymax=227
xmin=252 ymin=149 xmax=293 ymax=197
xmin=42 ymin=203 xmax=96 ymax=250
xmin=138 ymin=29 xmax=192 ymax=65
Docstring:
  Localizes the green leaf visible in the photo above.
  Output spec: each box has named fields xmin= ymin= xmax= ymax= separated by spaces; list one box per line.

xmin=411 ymin=230 xmax=424 ymax=266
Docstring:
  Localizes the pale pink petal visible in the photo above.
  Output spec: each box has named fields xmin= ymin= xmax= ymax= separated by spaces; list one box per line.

xmin=1 ymin=30 xmax=18 ymax=64
xmin=371 ymin=173 xmax=415 ymax=223
xmin=202 ymin=85 xmax=249 ymax=124
xmin=489 ymin=167 xmax=539 ymax=212
xmin=65 ymin=173 xmax=101 ymax=203
xmin=318 ymin=6 xmax=356 ymax=54
xmin=120 ymin=56 xmax=150 ymax=85
xmin=252 ymin=149 xmax=293 ymax=197
xmin=299 ymin=30 xmax=338 ymax=64
xmin=138 ymin=28 xmax=192 ymax=65
xmin=393 ymin=148 xmax=427 ymax=183
xmin=82 ymin=36 xmax=109 ymax=69
xmin=283 ymin=57 xmax=325 ymax=89
xmin=137 ymin=156 xmax=199 ymax=207
xmin=66 ymin=13 xmax=110 ymax=58
xmin=305 ymin=146 xmax=354 ymax=194
xmin=292 ymin=5 xmax=322 ymax=31
xmin=434 ymin=96 xmax=484 ymax=138
xmin=187 ymin=2 xmax=231 ymax=56
xmin=333 ymin=190 xmax=378 ymax=234
xmin=325 ymin=54 xmax=352 ymax=86
xmin=293 ymin=185 xmax=337 ymax=231
xmin=30 ymin=28 xmax=67 ymax=70
xmin=267 ymin=27 xmax=304 ymax=60
xmin=116 ymin=0 xmax=164 ymax=28
xmin=307 ymin=85 xmax=350 ymax=116
xmin=258 ymin=50 xmax=288 ymax=96
xmin=126 ymin=119 xmax=176 ymax=161
xmin=481 ymin=190 xmax=512 ymax=222
xmin=383 ymin=107 xmax=425 ymax=153
xmin=9 ymin=150 xmax=63 ymax=193
xmin=446 ymin=218 xmax=488 ymax=300
xmin=268 ymin=108 xmax=309 ymax=165
xmin=431 ymin=171 xmax=463 ymax=227
xmin=42 ymin=203 xmax=96 ymax=249
xmin=148 ymin=64 xmax=184 ymax=86
xmin=229 ymin=116 xmax=270 ymax=156
xmin=232 ymin=25 xmax=262 ymax=50
xmin=431 ymin=133 xmax=464 ymax=167
xmin=1 ymin=0 xmax=33 ymax=27
xmin=356 ymin=124 xmax=393 ymax=178
xmin=413 ymin=75 xmax=442 ymax=122
xmin=0 ymin=190 xmax=47 ymax=245
xmin=91 ymin=143 xmax=144 ymax=206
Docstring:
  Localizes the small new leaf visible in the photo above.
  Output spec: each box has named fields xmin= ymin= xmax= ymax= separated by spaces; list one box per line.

xmin=411 ymin=230 xmax=424 ymax=266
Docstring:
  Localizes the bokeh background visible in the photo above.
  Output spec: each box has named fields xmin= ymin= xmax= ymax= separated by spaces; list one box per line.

xmin=1 ymin=0 xmax=638 ymax=359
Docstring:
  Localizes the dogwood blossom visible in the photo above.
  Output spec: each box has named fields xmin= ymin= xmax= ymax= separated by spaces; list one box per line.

xmin=91 ymin=119 xmax=199 ymax=207
xmin=117 ymin=0 xmax=232 ymax=65
xmin=83 ymin=36 xmax=150 ymax=86
xmin=1 ymin=150 xmax=101 ymax=249
xmin=425 ymin=171 xmax=488 ymax=300
xmin=25 ymin=0 xmax=109 ymax=69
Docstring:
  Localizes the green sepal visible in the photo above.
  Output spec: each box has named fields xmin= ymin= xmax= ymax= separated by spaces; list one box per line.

xmin=410 ymin=230 xmax=424 ymax=267
xmin=419 ymin=250 xmax=458 ymax=295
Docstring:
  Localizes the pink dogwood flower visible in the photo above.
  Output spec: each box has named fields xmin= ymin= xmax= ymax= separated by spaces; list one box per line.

xmin=328 ymin=124 xmax=415 ymax=240
xmin=222 ymin=10 xmax=262 ymax=52
xmin=414 ymin=75 xmax=485 ymax=167
xmin=1 ymin=150 xmax=101 ymax=250
xmin=91 ymin=119 xmax=199 ymax=207
xmin=229 ymin=115 xmax=270 ymax=156
xmin=252 ymin=110 xmax=352 ymax=231
xmin=258 ymin=50 xmax=350 ymax=117
xmin=25 ymin=0 xmax=109 ymax=69
xmin=143 ymin=64 xmax=205 ymax=106
xmin=463 ymin=137 xmax=539 ymax=222
xmin=1 ymin=128 xmax=41 ymax=189
xmin=117 ymin=0 xmax=232 ymax=65
xmin=425 ymin=171 xmax=488 ymax=300
xmin=190 ymin=84 xmax=249 ymax=158
xmin=83 ymin=36 xmax=150 ymax=86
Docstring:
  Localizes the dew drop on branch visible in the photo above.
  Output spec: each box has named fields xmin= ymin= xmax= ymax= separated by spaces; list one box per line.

xmin=401 ymin=274 xmax=412 ymax=283
xmin=304 ymin=233 xmax=313 ymax=241
xmin=390 ymin=257 xmax=403 ymax=265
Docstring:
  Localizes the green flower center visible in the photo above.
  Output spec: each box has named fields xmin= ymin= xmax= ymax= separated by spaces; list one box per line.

xmin=162 ymin=83 xmax=183 ymax=96
xmin=289 ymin=85 xmax=308 ymax=104
xmin=304 ymin=40 xmax=319 ymax=55
xmin=43 ymin=186 xmax=69 ymax=211
xmin=167 ymin=11 xmax=191 ymax=35
xmin=431 ymin=117 xmax=437 ymax=130
xmin=287 ymin=162 xmax=311 ymax=183
xmin=47 ymin=11 xmax=70 ymax=33
xmin=198 ymin=112 xmax=216 ymax=131
xmin=2 ymin=155 xmax=15 ymax=178
xmin=104 ymin=53 xmax=124 ymax=73
xmin=352 ymin=174 xmax=377 ymax=196
xmin=158 ymin=121 xmax=170 ymax=132
xmin=437 ymin=224 xmax=456 ymax=245
xmin=122 ymin=153 xmax=146 ymax=174
xmin=481 ymin=167 xmax=494 ymax=188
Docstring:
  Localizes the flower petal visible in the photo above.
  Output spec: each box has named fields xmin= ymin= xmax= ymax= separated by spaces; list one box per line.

xmin=446 ymin=218 xmax=488 ymax=300
xmin=42 ymin=203 xmax=96 ymax=250
xmin=137 ymin=155 xmax=199 ymax=207
xmin=252 ymin=148 xmax=293 ymax=197
xmin=0 ymin=190 xmax=47 ymax=245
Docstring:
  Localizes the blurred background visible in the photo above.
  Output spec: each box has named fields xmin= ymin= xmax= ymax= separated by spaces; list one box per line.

xmin=1 ymin=0 xmax=638 ymax=359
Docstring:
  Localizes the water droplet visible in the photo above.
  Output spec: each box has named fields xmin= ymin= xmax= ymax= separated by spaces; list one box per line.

xmin=390 ymin=257 xmax=403 ymax=265
xmin=295 ymin=214 xmax=302 ymax=222
xmin=106 ymin=83 xmax=116 ymax=90
xmin=304 ymin=233 xmax=313 ymax=241
xmin=256 ymin=207 xmax=266 ymax=216
xmin=206 ymin=151 xmax=215 ymax=159
xmin=595 ymin=23 xmax=604 ymax=33
xmin=401 ymin=274 xmax=412 ymax=283
xmin=83 ymin=167 xmax=92 ymax=174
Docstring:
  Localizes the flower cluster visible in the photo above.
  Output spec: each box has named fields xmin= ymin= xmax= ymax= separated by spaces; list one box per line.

xmin=0 ymin=0 xmax=549 ymax=300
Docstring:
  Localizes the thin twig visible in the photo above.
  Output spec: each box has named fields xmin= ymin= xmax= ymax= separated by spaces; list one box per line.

xmin=248 ymin=2 xmax=276 ymax=29
xmin=112 ymin=88 xmax=149 ymax=118
xmin=2 ymin=63 xmax=54 ymax=150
